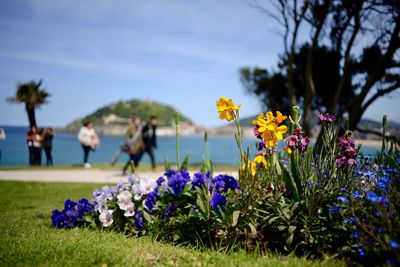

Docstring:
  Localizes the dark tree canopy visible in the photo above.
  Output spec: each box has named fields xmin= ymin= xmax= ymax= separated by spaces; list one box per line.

xmin=7 ymin=80 xmax=50 ymax=128
xmin=242 ymin=0 xmax=400 ymax=136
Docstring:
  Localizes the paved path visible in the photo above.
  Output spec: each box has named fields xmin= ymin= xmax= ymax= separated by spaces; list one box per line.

xmin=0 ymin=169 xmax=237 ymax=184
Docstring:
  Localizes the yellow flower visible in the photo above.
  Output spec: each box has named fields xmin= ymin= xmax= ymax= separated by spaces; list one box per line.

xmin=251 ymin=153 xmax=268 ymax=176
xmin=275 ymin=111 xmax=287 ymax=124
xmin=253 ymin=111 xmax=288 ymax=149
xmin=252 ymin=112 xmax=275 ymax=133
xmin=216 ymin=96 xmax=239 ymax=121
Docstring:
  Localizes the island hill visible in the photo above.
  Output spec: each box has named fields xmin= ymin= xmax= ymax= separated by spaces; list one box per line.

xmin=63 ymin=98 xmax=400 ymax=140
xmin=64 ymin=99 xmax=204 ymax=136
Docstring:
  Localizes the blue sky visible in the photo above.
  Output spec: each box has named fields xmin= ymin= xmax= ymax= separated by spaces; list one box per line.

xmin=0 ymin=0 xmax=399 ymax=127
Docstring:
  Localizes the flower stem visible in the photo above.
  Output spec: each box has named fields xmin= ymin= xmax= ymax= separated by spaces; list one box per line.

xmin=175 ymin=111 xmax=181 ymax=169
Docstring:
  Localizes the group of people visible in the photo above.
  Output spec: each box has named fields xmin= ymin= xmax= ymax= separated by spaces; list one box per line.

xmin=122 ymin=115 xmax=158 ymax=175
xmin=77 ymin=115 xmax=158 ymax=174
xmin=26 ymin=127 xmax=54 ymax=166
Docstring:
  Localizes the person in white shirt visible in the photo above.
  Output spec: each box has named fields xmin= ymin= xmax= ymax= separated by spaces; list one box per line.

xmin=77 ymin=121 xmax=99 ymax=168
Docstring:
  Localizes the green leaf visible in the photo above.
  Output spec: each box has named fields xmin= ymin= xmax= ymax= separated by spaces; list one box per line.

xmin=164 ymin=157 xmax=171 ymax=172
xmin=180 ymin=154 xmax=190 ymax=170
xmin=285 ymin=232 xmax=294 ymax=247
xmin=268 ymin=216 xmax=280 ymax=224
xmin=277 ymin=225 xmax=287 ymax=231
xmin=277 ymin=161 xmax=300 ymax=201
xmin=196 ymin=195 xmax=206 ymax=213
xmin=248 ymin=223 xmax=257 ymax=238
xmin=290 ymin=153 xmax=303 ymax=197
xmin=288 ymin=225 xmax=297 ymax=234
xmin=232 ymin=210 xmax=240 ymax=227
xmin=142 ymin=210 xmax=152 ymax=222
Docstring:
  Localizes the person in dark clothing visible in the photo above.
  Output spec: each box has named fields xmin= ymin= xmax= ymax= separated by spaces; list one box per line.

xmin=27 ymin=127 xmax=36 ymax=166
xmin=33 ymin=128 xmax=44 ymax=166
xmin=136 ymin=116 xmax=158 ymax=171
xmin=122 ymin=116 xmax=145 ymax=175
xmin=43 ymin=128 xmax=54 ymax=166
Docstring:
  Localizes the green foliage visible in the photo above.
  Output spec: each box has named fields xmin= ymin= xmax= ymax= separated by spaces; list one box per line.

xmin=66 ymin=98 xmax=193 ymax=129
xmin=0 ymin=181 xmax=344 ymax=267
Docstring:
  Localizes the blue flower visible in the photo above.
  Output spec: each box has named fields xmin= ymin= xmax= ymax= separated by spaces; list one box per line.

xmin=389 ymin=240 xmax=399 ymax=249
xmin=352 ymin=191 xmax=362 ymax=200
xmin=357 ymin=247 xmax=366 ymax=258
xmin=366 ymin=191 xmax=388 ymax=205
xmin=352 ymin=230 xmax=360 ymax=239
xmin=344 ymin=217 xmax=356 ymax=225
xmin=64 ymin=199 xmax=77 ymax=210
xmin=337 ymin=196 xmax=349 ymax=204
xmin=210 ymin=192 xmax=226 ymax=212
xmin=167 ymin=170 xmax=190 ymax=195
xmin=162 ymin=204 xmax=178 ymax=219
xmin=328 ymin=206 xmax=342 ymax=213
xmin=191 ymin=172 xmax=206 ymax=189
xmin=51 ymin=209 xmax=67 ymax=229
xmin=209 ymin=175 xmax=238 ymax=193
xmin=156 ymin=176 xmax=165 ymax=185
xmin=144 ymin=191 xmax=157 ymax=211
xmin=377 ymin=176 xmax=392 ymax=192
xmin=134 ymin=210 xmax=144 ymax=230
xmin=77 ymin=198 xmax=93 ymax=217
xmin=164 ymin=170 xmax=176 ymax=178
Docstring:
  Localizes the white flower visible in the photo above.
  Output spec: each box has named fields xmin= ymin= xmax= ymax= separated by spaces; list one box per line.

xmin=94 ymin=199 xmax=108 ymax=213
xmin=124 ymin=205 xmax=135 ymax=217
xmin=117 ymin=191 xmax=133 ymax=211
xmin=99 ymin=210 xmax=114 ymax=227
xmin=128 ymin=174 xmax=139 ymax=185
xmin=139 ymin=179 xmax=156 ymax=194
xmin=131 ymin=184 xmax=144 ymax=201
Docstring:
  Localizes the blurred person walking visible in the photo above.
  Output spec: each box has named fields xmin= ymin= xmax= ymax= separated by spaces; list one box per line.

xmin=43 ymin=128 xmax=54 ymax=166
xmin=122 ymin=116 xmax=144 ymax=175
xmin=0 ymin=128 xmax=5 ymax=163
xmin=78 ymin=121 xmax=99 ymax=169
xmin=26 ymin=127 xmax=36 ymax=165
xmin=33 ymin=128 xmax=44 ymax=165
xmin=136 ymin=116 xmax=158 ymax=172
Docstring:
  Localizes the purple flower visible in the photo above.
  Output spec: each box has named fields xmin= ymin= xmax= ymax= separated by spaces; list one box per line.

xmin=317 ymin=113 xmax=336 ymax=123
xmin=51 ymin=210 xmax=67 ymax=229
xmin=156 ymin=176 xmax=165 ymax=186
xmin=336 ymin=135 xmax=358 ymax=170
xmin=253 ymin=126 xmax=261 ymax=139
xmin=191 ymin=172 xmax=208 ymax=189
xmin=64 ymin=199 xmax=77 ymax=210
xmin=77 ymin=198 xmax=93 ymax=216
xmin=286 ymin=128 xmax=310 ymax=153
xmin=209 ymin=175 xmax=238 ymax=193
xmin=143 ymin=191 xmax=157 ymax=211
xmin=167 ymin=170 xmax=190 ymax=195
xmin=134 ymin=210 xmax=144 ymax=230
xmin=210 ymin=192 xmax=226 ymax=212
xmin=162 ymin=204 xmax=178 ymax=219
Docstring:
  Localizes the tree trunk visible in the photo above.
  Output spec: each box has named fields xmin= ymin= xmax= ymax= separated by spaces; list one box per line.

xmin=25 ymin=104 xmax=37 ymax=128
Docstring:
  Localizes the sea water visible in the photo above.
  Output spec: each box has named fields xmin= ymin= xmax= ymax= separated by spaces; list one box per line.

xmin=0 ymin=126 xmax=379 ymax=166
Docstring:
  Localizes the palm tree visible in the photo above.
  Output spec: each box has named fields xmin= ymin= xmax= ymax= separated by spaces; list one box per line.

xmin=7 ymin=80 xmax=50 ymax=128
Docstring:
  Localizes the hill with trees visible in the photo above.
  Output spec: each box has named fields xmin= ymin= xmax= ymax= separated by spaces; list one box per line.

xmin=65 ymin=99 xmax=193 ymax=132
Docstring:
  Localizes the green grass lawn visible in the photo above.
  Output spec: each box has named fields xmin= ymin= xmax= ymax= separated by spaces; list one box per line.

xmin=0 ymin=181 xmax=345 ymax=267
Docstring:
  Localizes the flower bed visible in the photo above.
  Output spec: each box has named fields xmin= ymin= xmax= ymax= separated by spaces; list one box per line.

xmin=51 ymin=97 xmax=399 ymax=265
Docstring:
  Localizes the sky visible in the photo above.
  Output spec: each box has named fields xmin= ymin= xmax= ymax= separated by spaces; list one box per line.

xmin=0 ymin=0 xmax=399 ymax=128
